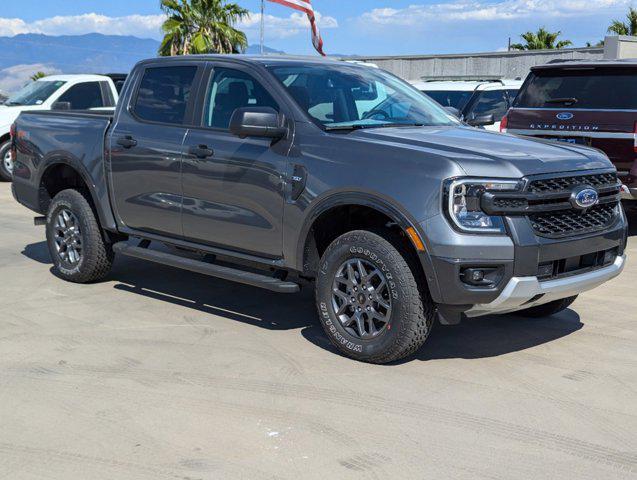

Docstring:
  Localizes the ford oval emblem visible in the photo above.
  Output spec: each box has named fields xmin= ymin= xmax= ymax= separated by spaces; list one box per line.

xmin=557 ymin=112 xmax=574 ymax=120
xmin=570 ymin=187 xmax=599 ymax=210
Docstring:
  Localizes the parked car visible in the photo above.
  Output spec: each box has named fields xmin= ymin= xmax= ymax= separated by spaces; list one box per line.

xmin=503 ymin=60 xmax=637 ymax=199
xmin=0 ymin=74 xmax=119 ymax=181
xmin=411 ymin=79 xmax=522 ymax=131
xmin=11 ymin=56 xmax=627 ymax=363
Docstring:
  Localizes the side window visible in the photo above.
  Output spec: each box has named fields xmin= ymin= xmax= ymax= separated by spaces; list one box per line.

xmin=469 ymin=90 xmax=508 ymax=120
xmin=134 ymin=66 xmax=198 ymax=125
xmin=58 ymin=82 xmax=104 ymax=110
xmin=205 ymin=68 xmax=279 ymax=129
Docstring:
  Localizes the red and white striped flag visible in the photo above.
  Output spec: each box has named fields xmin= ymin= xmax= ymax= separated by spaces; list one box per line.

xmin=268 ymin=0 xmax=326 ymax=56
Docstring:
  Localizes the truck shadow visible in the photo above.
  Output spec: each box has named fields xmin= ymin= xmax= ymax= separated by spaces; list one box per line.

xmin=23 ymin=240 xmax=585 ymax=362
xmin=301 ymin=311 xmax=583 ymax=363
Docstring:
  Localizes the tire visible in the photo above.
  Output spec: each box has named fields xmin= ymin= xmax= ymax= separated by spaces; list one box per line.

xmin=45 ymin=189 xmax=114 ymax=283
xmin=315 ymin=230 xmax=434 ymax=364
xmin=0 ymin=140 xmax=13 ymax=182
xmin=516 ymin=295 xmax=578 ymax=318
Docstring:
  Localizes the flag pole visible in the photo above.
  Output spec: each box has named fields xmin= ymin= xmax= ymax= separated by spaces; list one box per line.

xmin=260 ymin=0 xmax=265 ymax=55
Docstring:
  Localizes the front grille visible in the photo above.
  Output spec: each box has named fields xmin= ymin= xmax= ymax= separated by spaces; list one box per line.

xmin=481 ymin=170 xmax=622 ymax=239
xmin=527 ymin=172 xmax=617 ymax=194
xmin=529 ymin=203 xmax=618 ymax=238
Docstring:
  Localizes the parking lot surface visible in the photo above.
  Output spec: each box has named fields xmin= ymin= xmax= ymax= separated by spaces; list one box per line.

xmin=1 ymin=183 xmax=636 ymax=479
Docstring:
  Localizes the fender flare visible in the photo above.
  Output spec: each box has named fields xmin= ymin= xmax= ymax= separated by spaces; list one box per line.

xmin=294 ymin=191 xmax=441 ymax=300
xmin=37 ymin=155 xmax=117 ymax=231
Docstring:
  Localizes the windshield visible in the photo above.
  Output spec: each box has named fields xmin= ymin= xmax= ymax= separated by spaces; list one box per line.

xmin=514 ymin=68 xmax=637 ymax=109
xmin=423 ymin=90 xmax=473 ymax=111
xmin=5 ymin=80 xmax=66 ymax=106
xmin=268 ymin=65 xmax=458 ymax=130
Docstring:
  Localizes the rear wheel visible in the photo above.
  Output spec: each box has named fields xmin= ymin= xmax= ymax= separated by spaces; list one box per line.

xmin=315 ymin=230 xmax=434 ymax=364
xmin=0 ymin=140 xmax=13 ymax=181
xmin=46 ymin=189 xmax=114 ymax=283
xmin=517 ymin=296 xmax=578 ymax=318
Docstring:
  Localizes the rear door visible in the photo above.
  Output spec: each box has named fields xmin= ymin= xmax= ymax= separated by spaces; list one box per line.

xmin=109 ymin=62 xmax=203 ymax=237
xmin=180 ymin=62 xmax=290 ymax=258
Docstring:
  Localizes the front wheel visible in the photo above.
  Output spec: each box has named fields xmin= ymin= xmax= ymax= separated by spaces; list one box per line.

xmin=0 ymin=140 xmax=13 ymax=181
xmin=46 ymin=189 xmax=114 ymax=283
xmin=315 ymin=230 xmax=434 ymax=364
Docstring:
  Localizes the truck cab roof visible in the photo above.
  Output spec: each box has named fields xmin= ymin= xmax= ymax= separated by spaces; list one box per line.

xmin=37 ymin=74 xmax=115 ymax=83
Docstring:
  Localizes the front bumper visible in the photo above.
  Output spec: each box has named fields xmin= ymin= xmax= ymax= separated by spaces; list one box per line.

xmin=465 ymin=255 xmax=626 ymax=317
xmin=421 ymin=206 xmax=628 ymax=309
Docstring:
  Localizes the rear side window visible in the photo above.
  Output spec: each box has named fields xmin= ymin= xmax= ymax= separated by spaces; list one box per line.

xmin=515 ymin=68 xmax=637 ymax=110
xmin=134 ymin=66 xmax=198 ymax=124
xmin=58 ymin=82 xmax=104 ymax=109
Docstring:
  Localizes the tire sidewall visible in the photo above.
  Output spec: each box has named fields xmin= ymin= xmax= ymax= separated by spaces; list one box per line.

xmin=316 ymin=233 xmax=414 ymax=360
xmin=46 ymin=194 xmax=90 ymax=277
xmin=0 ymin=141 xmax=12 ymax=181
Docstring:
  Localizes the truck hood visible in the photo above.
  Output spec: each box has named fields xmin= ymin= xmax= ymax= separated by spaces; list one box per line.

xmin=351 ymin=125 xmax=612 ymax=178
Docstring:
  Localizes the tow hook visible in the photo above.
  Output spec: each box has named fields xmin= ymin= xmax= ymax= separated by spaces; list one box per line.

xmin=34 ymin=216 xmax=46 ymax=226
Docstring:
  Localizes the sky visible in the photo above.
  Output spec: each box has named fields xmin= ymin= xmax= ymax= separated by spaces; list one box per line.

xmin=0 ymin=0 xmax=634 ymax=56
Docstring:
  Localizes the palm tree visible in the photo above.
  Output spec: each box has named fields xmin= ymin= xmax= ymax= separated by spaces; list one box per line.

xmin=159 ymin=0 xmax=249 ymax=56
xmin=608 ymin=7 xmax=637 ymax=36
xmin=30 ymin=72 xmax=47 ymax=81
xmin=510 ymin=27 xmax=573 ymax=50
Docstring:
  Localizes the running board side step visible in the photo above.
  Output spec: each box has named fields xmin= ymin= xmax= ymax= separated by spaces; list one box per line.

xmin=113 ymin=243 xmax=300 ymax=293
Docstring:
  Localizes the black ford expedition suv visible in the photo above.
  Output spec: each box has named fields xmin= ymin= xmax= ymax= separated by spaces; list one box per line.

xmin=11 ymin=56 xmax=628 ymax=363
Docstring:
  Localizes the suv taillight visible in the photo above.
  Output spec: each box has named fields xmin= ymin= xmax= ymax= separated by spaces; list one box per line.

xmin=500 ymin=113 xmax=508 ymax=133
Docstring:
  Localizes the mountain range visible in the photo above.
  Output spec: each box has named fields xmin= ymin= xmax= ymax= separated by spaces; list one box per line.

xmin=0 ymin=33 xmax=285 ymax=93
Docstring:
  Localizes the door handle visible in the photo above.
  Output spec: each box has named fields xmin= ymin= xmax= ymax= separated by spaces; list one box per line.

xmin=189 ymin=144 xmax=214 ymax=159
xmin=116 ymin=135 xmax=137 ymax=149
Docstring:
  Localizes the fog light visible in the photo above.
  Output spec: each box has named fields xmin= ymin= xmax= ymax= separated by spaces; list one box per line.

xmin=461 ymin=267 xmax=493 ymax=287
xmin=470 ymin=269 xmax=484 ymax=282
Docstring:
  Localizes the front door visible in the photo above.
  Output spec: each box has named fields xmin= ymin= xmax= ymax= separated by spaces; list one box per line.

xmin=109 ymin=63 xmax=201 ymax=237
xmin=181 ymin=64 xmax=288 ymax=258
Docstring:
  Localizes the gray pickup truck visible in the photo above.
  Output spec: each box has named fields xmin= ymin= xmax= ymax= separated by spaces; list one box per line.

xmin=11 ymin=56 xmax=628 ymax=363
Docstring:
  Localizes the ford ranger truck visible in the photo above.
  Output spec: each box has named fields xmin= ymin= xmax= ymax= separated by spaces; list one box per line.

xmin=503 ymin=60 xmax=637 ymax=199
xmin=0 ymin=74 xmax=119 ymax=181
xmin=10 ymin=56 xmax=628 ymax=364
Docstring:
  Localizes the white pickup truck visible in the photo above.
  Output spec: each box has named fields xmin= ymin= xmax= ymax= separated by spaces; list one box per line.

xmin=0 ymin=74 xmax=119 ymax=181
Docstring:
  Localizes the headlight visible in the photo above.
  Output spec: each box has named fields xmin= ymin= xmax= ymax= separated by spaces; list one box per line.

xmin=445 ymin=178 xmax=520 ymax=234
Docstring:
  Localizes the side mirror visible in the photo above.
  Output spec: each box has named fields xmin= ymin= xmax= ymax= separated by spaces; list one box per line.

xmin=229 ymin=107 xmax=287 ymax=139
xmin=52 ymin=101 xmax=71 ymax=111
xmin=467 ymin=114 xmax=495 ymax=127
xmin=443 ymin=106 xmax=461 ymax=118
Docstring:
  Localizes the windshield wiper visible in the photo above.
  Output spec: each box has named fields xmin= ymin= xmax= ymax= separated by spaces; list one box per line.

xmin=325 ymin=123 xmax=425 ymax=132
xmin=545 ymin=97 xmax=578 ymax=105
xmin=325 ymin=125 xmax=366 ymax=131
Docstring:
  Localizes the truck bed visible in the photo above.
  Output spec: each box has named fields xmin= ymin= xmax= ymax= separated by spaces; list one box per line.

xmin=12 ymin=109 xmax=116 ymax=229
